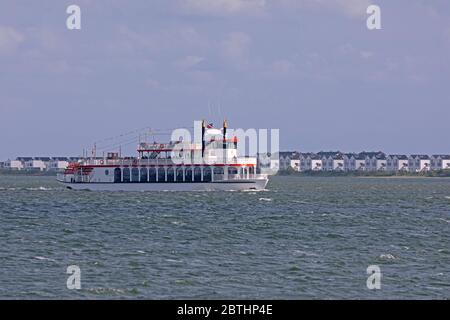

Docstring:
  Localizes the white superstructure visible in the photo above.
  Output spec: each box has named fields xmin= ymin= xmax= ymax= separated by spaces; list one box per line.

xmin=57 ymin=120 xmax=269 ymax=191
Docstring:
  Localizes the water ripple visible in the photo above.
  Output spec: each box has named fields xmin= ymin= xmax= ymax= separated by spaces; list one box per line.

xmin=0 ymin=175 xmax=449 ymax=299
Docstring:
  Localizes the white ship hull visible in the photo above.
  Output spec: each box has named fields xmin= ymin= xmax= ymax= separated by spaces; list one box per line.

xmin=58 ymin=179 xmax=268 ymax=191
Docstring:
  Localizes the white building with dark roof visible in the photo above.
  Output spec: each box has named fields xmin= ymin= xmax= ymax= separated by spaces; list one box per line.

xmin=430 ymin=155 xmax=450 ymax=170
xmin=408 ymin=155 xmax=431 ymax=172
xmin=22 ymin=157 xmax=50 ymax=171
xmin=361 ymin=152 xmax=386 ymax=171
xmin=331 ymin=153 xmax=345 ymax=171
xmin=279 ymin=151 xmax=300 ymax=171
xmin=386 ymin=155 xmax=409 ymax=171
xmin=289 ymin=153 xmax=301 ymax=171
xmin=310 ymin=157 xmax=323 ymax=171
xmin=298 ymin=153 xmax=320 ymax=171
xmin=317 ymin=151 xmax=342 ymax=171
xmin=4 ymin=159 xmax=24 ymax=170
xmin=343 ymin=153 xmax=366 ymax=171
xmin=48 ymin=157 xmax=70 ymax=171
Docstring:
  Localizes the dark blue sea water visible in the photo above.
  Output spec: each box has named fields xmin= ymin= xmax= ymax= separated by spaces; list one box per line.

xmin=0 ymin=175 xmax=449 ymax=299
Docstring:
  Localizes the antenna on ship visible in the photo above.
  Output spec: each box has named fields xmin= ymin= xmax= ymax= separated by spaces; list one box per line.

xmin=201 ymin=119 xmax=206 ymax=158
xmin=223 ymin=119 xmax=227 ymax=150
xmin=222 ymin=119 xmax=228 ymax=164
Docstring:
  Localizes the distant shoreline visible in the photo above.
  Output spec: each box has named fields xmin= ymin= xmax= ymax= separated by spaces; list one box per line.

xmin=277 ymin=169 xmax=450 ymax=178
xmin=356 ymin=175 xmax=450 ymax=179
xmin=0 ymin=170 xmax=57 ymax=177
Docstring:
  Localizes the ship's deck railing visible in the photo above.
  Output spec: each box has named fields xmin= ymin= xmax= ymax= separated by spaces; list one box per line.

xmin=77 ymin=157 xmax=256 ymax=167
xmin=138 ymin=142 xmax=200 ymax=151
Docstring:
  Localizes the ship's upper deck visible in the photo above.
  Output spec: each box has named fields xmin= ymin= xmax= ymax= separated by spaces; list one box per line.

xmin=77 ymin=156 xmax=256 ymax=167
xmin=74 ymin=120 xmax=256 ymax=168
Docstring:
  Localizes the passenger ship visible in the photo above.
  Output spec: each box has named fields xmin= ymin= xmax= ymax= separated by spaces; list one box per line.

xmin=57 ymin=120 xmax=269 ymax=191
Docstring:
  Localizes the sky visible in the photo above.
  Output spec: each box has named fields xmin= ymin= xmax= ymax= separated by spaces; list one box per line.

xmin=1 ymin=0 xmax=450 ymax=159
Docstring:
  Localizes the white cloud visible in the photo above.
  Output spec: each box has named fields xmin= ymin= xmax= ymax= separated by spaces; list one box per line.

xmin=360 ymin=51 xmax=374 ymax=59
xmin=145 ymin=78 xmax=161 ymax=90
xmin=117 ymin=26 xmax=157 ymax=52
xmin=173 ymin=55 xmax=205 ymax=69
xmin=181 ymin=0 xmax=266 ymax=16
xmin=116 ymin=25 xmax=208 ymax=56
xmin=445 ymin=27 xmax=450 ymax=45
xmin=338 ymin=43 xmax=356 ymax=55
xmin=338 ymin=44 xmax=374 ymax=60
xmin=187 ymin=70 xmax=215 ymax=83
xmin=328 ymin=0 xmax=372 ymax=17
xmin=270 ymin=59 xmax=295 ymax=75
xmin=278 ymin=0 xmax=373 ymax=18
xmin=0 ymin=26 xmax=24 ymax=54
xmin=220 ymin=32 xmax=251 ymax=66
xmin=179 ymin=0 xmax=373 ymax=18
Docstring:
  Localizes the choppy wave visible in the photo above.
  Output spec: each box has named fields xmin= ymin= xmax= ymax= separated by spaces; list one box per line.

xmin=86 ymin=287 xmax=139 ymax=295
xmin=0 ymin=186 xmax=60 ymax=191
xmin=33 ymin=256 xmax=56 ymax=262
xmin=1 ymin=175 xmax=450 ymax=299
xmin=378 ymin=254 xmax=398 ymax=261
xmin=241 ymin=188 xmax=268 ymax=192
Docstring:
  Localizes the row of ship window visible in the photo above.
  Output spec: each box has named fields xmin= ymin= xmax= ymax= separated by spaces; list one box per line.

xmin=107 ymin=166 xmax=254 ymax=183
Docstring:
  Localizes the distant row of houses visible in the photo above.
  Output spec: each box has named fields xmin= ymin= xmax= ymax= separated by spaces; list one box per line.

xmin=0 ymin=157 xmax=82 ymax=171
xmin=2 ymin=153 xmax=450 ymax=173
xmin=258 ymin=152 xmax=450 ymax=172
